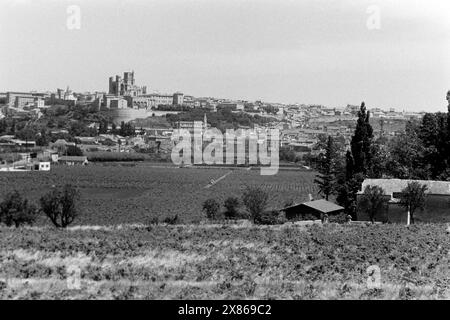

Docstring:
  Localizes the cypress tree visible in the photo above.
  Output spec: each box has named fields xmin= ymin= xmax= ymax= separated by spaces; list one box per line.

xmin=350 ymin=102 xmax=373 ymax=175
xmin=314 ymin=136 xmax=337 ymax=200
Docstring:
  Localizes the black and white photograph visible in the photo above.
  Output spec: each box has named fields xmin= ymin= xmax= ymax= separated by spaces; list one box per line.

xmin=0 ymin=0 xmax=449 ymax=306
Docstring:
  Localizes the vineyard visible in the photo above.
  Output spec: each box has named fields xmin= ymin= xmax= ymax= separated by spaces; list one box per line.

xmin=0 ymin=164 xmax=319 ymax=225
xmin=0 ymin=223 xmax=448 ymax=299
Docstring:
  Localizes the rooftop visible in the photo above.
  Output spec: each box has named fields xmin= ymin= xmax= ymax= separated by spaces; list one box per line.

xmin=282 ymin=199 xmax=344 ymax=214
xmin=359 ymin=179 xmax=450 ymax=195
xmin=58 ymin=156 xmax=88 ymax=162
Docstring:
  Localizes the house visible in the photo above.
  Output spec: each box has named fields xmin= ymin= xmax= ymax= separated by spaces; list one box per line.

xmin=51 ymin=139 xmax=76 ymax=148
xmin=50 ymin=129 xmax=69 ymax=135
xmin=36 ymin=161 xmax=51 ymax=171
xmin=58 ymin=156 xmax=88 ymax=165
xmin=75 ymin=136 xmax=98 ymax=144
xmin=357 ymin=179 xmax=450 ymax=223
xmin=11 ymin=139 xmax=36 ymax=148
xmin=42 ymin=149 xmax=59 ymax=162
xmin=281 ymin=199 xmax=344 ymax=221
xmin=98 ymin=134 xmax=125 ymax=144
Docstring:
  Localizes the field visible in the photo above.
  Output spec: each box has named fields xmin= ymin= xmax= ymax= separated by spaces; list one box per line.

xmin=0 ymin=223 xmax=448 ymax=299
xmin=0 ymin=164 xmax=319 ymax=225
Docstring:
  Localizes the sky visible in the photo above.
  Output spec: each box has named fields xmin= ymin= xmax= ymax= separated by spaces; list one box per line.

xmin=0 ymin=0 xmax=449 ymax=111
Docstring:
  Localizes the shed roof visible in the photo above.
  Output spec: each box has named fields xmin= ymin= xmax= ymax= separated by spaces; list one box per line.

xmin=301 ymin=199 xmax=344 ymax=213
xmin=58 ymin=156 xmax=88 ymax=162
xmin=282 ymin=199 xmax=344 ymax=214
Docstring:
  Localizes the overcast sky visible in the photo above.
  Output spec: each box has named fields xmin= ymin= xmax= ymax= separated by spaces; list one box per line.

xmin=0 ymin=0 xmax=449 ymax=111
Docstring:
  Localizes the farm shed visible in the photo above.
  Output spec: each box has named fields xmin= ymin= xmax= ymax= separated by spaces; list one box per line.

xmin=58 ymin=156 xmax=88 ymax=166
xmin=281 ymin=199 xmax=344 ymax=221
xmin=357 ymin=179 xmax=450 ymax=223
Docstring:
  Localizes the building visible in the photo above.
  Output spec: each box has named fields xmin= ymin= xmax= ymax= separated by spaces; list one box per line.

xmin=108 ymin=71 xmax=147 ymax=97
xmin=6 ymin=92 xmax=47 ymax=109
xmin=49 ymin=87 xmax=78 ymax=106
xmin=36 ymin=162 xmax=51 ymax=171
xmin=176 ymin=121 xmax=206 ymax=134
xmin=124 ymin=93 xmax=174 ymax=109
xmin=58 ymin=156 xmax=88 ymax=165
xmin=110 ymin=98 xmax=128 ymax=109
xmin=217 ymin=102 xmax=245 ymax=111
xmin=173 ymin=92 xmax=184 ymax=105
xmin=281 ymin=199 xmax=344 ymax=221
xmin=148 ymin=93 xmax=174 ymax=106
xmin=357 ymin=179 xmax=450 ymax=223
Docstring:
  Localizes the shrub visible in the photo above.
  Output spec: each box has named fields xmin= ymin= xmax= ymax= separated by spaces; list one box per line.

xmin=398 ymin=181 xmax=427 ymax=224
xmin=328 ymin=212 xmax=348 ymax=224
xmin=241 ymin=186 xmax=269 ymax=223
xmin=163 ymin=215 xmax=179 ymax=225
xmin=66 ymin=145 xmax=84 ymax=156
xmin=0 ymin=190 xmax=38 ymax=227
xmin=357 ymin=185 xmax=387 ymax=223
xmin=224 ymin=197 xmax=240 ymax=219
xmin=202 ymin=199 xmax=220 ymax=220
xmin=85 ymin=152 xmax=146 ymax=162
xmin=40 ymin=184 xmax=80 ymax=228
xmin=148 ymin=217 xmax=159 ymax=225
xmin=254 ymin=210 xmax=284 ymax=225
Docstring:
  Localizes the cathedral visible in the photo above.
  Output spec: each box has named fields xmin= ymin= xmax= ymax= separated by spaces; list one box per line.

xmin=108 ymin=71 xmax=147 ymax=97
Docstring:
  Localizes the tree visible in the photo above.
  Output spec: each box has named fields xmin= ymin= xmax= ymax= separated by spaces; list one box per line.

xmin=16 ymin=126 xmax=37 ymax=144
xmin=314 ymin=136 xmax=338 ymax=200
xmin=279 ymin=146 xmax=297 ymax=162
xmin=336 ymin=151 xmax=361 ymax=219
xmin=241 ymin=186 xmax=269 ymax=223
xmin=224 ymin=197 xmax=240 ymax=219
xmin=418 ymin=113 xmax=449 ymax=179
xmin=202 ymin=198 xmax=220 ymax=220
xmin=36 ymin=129 xmax=50 ymax=147
xmin=357 ymin=185 xmax=387 ymax=223
xmin=98 ymin=120 xmax=109 ymax=134
xmin=40 ymin=184 xmax=80 ymax=228
xmin=254 ymin=210 xmax=282 ymax=225
xmin=398 ymin=182 xmax=427 ymax=224
xmin=0 ymin=190 xmax=38 ymax=227
xmin=385 ymin=121 xmax=428 ymax=179
xmin=66 ymin=145 xmax=83 ymax=156
xmin=350 ymin=102 xmax=374 ymax=175
xmin=119 ymin=121 xmax=135 ymax=137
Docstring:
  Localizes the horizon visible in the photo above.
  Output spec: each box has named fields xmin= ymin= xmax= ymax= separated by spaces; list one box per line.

xmin=0 ymin=0 xmax=449 ymax=112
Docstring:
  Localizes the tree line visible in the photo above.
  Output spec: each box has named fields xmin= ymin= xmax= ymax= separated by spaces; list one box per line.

xmin=314 ymin=102 xmax=442 ymax=221
xmin=0 ymin=184 xmax=80 ymax=228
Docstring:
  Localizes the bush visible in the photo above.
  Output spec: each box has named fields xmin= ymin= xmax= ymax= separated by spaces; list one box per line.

xmin=241 ymin=186 xmax=269 ymax=223
xmin=40 ymin=184 xmax=80 ymax=228
xmin=66 ymin=145 xmax=84 ymax=156
xmin=163 ymin=215 xmax=179 ymax=225
xmin=0 ymin=190 xmax=38 ymax=227
xmin=254 ymin=210 xmax=285 ymax=225
xmin=358 ymin=185 xmax=387 ymax=223
xmin=224 ymin=197 xmax=240 ymax=219
xmin=85 ymin=152 xmax=146 ymax=162
xmin=202 ymin=199 xmax=220 ymax=220
xmin=328 ymin=212 xmax=348 ymax=223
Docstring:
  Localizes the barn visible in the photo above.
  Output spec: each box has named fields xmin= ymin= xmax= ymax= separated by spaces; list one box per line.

xmin=58 ymin=156 xmax=89 ymax=166
xmin=357 ymin=179 xmax=450 ymax=223
xmin=281 ymin=199 xmax=344 ymax=221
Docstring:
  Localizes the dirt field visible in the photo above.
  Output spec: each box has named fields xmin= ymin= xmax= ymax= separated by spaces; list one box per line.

xmin=0 ymin=223 xmax=448 ymax=299
xmin=0 ymin=164 xmax=319 ymax=225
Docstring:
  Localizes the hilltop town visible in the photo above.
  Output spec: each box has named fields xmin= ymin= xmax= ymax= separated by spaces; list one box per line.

xmin=0 ymin=71 xmax=425 ymax=170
